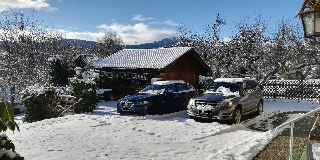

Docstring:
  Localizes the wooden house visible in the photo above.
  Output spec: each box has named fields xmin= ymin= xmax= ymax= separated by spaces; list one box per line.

xmin=92 ymin=47 xmax=211 ymax=97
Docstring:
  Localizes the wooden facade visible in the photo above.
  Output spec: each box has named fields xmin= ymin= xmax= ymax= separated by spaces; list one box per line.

xmin=155 ymin=50 xmax=206 ymax=89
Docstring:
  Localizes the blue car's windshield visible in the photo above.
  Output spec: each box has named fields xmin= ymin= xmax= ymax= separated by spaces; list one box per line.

xmin=207 ymin=82 xmax=240 ymax=93
xmin=140 ymin=85 xmax=168 ymax=94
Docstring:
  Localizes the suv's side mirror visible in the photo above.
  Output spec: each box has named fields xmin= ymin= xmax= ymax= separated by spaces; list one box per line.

xmin=243 ymin=88 xmax=253 ymax=95
xmin=242 ymin=89 xmax=248 ymax=96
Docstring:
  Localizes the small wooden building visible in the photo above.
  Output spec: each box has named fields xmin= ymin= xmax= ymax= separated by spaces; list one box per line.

xmin=93 ymin=47 xmax=211 ymax=97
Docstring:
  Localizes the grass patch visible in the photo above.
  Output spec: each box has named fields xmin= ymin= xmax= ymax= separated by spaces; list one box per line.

xmin=253 ymin=111 xmax=320 ymax=160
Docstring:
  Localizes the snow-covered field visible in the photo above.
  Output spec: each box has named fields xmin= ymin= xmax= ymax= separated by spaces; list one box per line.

xmin=6 ymin=99 xmax=320 ymax=160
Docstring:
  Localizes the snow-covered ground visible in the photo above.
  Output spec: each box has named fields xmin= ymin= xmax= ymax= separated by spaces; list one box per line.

xmin=6 ymin=99 xmax=320 ymax=160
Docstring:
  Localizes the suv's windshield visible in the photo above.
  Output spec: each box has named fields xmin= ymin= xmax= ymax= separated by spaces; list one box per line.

xmin=207 ymin=82 xmax=240 ymax=93
xmin=140 ymin=85 xmax=168 ymax=94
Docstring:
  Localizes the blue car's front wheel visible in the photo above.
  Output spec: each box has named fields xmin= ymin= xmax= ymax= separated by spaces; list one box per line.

xmin=148 ymin=103 xmax=162 ymax=115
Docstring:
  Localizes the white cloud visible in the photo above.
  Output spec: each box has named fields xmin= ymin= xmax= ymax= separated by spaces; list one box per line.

xmin=57 ymin=22 xmax=178 ymax=45
xmin=0 ymin=0 xmax=57 ymax=11
xmin=96 ymin=23 xmax=177 ymax=45
xmin=131 ymin=14 xmax=154 ymax=21
xmin=150 ymin=20 xmax=180 ymax=26
xmin=118 ymin=30 xmax=176 ymax=45
xmin=97 ymin=23 xmax=148 ymax=33
xmin=57 ymin=30 xmax=105 ymax=41
xmin=163 ymin=20 xmax=180 ymax=26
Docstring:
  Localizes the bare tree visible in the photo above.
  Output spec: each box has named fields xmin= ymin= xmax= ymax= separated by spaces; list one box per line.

xmin=173 ymin=14 xmax=320 ymax=81
xmin=96 ymin=33 xmax=124 ymax=58
xmin=0 ymin=10 xmax=62 ymax=108
xmin=172 ymin=14 xmax=226 ymax=78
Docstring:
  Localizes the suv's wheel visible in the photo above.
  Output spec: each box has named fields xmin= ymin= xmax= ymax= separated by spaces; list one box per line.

xmin=255 ymin=101 xmax=263 ymax=115
xmin=233 ymin=107 xmax=242 ymax=124
xmin=148 ymin=103 xmax=161 ymax=115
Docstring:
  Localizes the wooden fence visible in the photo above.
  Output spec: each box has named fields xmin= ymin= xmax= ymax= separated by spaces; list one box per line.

xmin=259 ymin=80 xmax=320 ymax=101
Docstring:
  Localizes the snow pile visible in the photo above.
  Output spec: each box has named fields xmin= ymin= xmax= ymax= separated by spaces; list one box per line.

xmin=205 ymin=86 xmax=240 ymax=97
xmin=140 ymin=89 xmax=165 ymax=95
xmin=21 ymin=84 xmax=71 ymax=97
xmin=206 ymin=128 xmax=277 ymax=160
xmin=197 ymin=103 xmax=215 ymax=111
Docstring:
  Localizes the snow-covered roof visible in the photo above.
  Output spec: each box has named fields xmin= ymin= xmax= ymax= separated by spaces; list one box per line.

xmin=92 ymin=47 xmax=193 ymax=69
xmin=153 ymin=80 xmax=186 ymax=85
xmin=214 ymin=78 xmax=255 ymax=83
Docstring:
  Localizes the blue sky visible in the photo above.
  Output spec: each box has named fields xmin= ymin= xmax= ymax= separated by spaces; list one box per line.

xmin=0 ymin=0 xmax=305 ymax=45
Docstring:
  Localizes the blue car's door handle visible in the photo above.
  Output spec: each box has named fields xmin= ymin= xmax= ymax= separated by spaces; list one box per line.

xmin=173 ymin=94 xmax=180 ymax=98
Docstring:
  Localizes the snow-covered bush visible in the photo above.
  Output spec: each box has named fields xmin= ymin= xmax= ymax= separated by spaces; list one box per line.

xmin=21 ymin=84 xmax=71 ymax=122
xmin=69 ymin=78 xmax=97 ymax=113
xmin=22 ymin=87 xmax=58 ymax=122
xmin=0 ymin=97 xmax=23 ymax=160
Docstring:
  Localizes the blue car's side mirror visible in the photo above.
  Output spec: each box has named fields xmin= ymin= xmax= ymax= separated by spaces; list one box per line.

xmin=165 ymin=91 xmax=173 ymax=95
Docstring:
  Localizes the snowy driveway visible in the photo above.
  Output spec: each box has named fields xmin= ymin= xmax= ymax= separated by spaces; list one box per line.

xmin=6 ymin=99 xmax=320 ymax=160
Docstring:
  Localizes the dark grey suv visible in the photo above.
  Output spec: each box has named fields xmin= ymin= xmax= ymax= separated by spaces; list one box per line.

xmin=187 ymin=78 xmax=263 ymax=124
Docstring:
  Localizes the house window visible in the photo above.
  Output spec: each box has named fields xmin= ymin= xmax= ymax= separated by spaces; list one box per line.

xmin=106 ymin=72 xmax=112 ymax=78
xmin=132 ymin=73 xmax=137 ymax=79
xmin=141 ymin=73 xmax=148 ymax=80
xmin=119 ymin=72 xmax=125 ymax=78
xmin=113 ymin=72 xmax=118 ymax=78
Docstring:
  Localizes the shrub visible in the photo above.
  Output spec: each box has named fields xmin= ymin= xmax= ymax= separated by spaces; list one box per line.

xmin=22 ymin=87 xmax=59 ymax=122
xmin=21 ymin=84 xmax=70 ymax=123
xmin=69 ymin=78 xmax=97 ymax=113
xmin=0 ymin=97 xmax=24 ymax=160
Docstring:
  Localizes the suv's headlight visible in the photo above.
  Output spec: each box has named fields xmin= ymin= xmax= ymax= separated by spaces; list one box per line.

xmin=188 ymin=99 xmax=195 ymax=106
xmin=219 ymin=100 xmax=233 ymax=109
xmin=135 ymin=101 xmax=150 ymax=105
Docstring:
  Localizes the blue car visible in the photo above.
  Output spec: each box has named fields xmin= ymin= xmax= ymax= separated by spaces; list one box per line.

xmin=117 ymin=80 xmax=196 ymax=115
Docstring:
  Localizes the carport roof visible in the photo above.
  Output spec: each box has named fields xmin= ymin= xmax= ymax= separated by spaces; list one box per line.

xmin=92 ymin=47 xmax=199 ymax=69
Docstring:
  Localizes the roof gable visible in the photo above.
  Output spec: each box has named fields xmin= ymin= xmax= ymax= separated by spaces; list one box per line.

xmin=92 ymin=47 xmax=193 ymax=69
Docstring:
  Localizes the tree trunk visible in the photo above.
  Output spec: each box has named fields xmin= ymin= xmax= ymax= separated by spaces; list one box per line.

xmin=302 ymin=66 xmax=310 ymax=80
xmin=10 ymin=86 xmax=15 ymax=111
